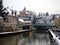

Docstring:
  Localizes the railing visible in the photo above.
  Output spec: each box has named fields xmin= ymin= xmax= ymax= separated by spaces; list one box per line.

xmin=49 ymin=29 xmax=60 ymax=45
xmin=19 ymin=23 xmax=55 ymax=27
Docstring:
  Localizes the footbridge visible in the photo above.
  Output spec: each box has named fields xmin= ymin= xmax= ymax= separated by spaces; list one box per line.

xmin=18 ymin=23 xmax=55 ymax=30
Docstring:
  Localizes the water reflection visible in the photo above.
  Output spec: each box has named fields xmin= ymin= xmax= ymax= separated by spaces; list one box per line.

xmin=0 ymin=34 xmax=20 ymax=45
xmin=0 ymin=31 xmax=50 ymax=45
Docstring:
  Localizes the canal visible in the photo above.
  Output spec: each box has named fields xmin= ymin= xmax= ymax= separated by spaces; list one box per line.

xmin=0 ymin=30 xmax=51 ymax=45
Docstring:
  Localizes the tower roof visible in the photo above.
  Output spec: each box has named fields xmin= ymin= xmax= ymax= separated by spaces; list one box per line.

xmin=23 ymin=7 xmax=26 ymax=11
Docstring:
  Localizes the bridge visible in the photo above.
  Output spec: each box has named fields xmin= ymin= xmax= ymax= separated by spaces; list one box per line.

xmin=18 ymin=23 xmax=55 ymax=30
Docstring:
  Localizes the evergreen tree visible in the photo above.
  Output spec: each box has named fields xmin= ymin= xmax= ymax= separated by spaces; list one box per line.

xmin=0 ymin=0 xmax=3 ymax=16
xmin=52 ymin=15 xmax=56 ymax=20
xmin=0 ymin=0 xmax=9 ymax=20
xmin=38 ymin=13 xmax=40 ymax=17
xmin=46 ymin=12 xmax=49 ymax=16
xmin=32 ymin=15 xmax=36 ymax=24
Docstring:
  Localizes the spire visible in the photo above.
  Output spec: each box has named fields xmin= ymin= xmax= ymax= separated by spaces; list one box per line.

xmin=38 ymin=13 xmax=40 ymax=17
xmin=23 ymin=7 xmax=26 ymax=12
xmin=46 ymin=12 xmax=49 ymax=16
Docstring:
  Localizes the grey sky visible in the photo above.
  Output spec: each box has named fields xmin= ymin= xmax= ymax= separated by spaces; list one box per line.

xmin=3 ymin=0 xmax=60 ymax=14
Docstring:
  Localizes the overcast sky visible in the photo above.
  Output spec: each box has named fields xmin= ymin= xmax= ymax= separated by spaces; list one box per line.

xmin=3 ymin=0 xmax=60 ymax=14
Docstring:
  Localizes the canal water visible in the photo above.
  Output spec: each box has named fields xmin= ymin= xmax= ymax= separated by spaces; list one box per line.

xmin=0 ymin=31 xmax=51 ymax=45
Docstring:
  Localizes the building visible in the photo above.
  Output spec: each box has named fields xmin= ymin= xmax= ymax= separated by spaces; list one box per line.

xmin=3 ymin=15 xmax=18 ymax=32
xmin=55 ymin=17 xmax=60 ymax=28
xmin=17 ymin=7 xmax=34 ymax=24
xmin=4 ymin=15 xmax=18 ymax=23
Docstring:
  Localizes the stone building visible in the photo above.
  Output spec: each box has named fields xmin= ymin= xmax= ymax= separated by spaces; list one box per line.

xmin=55 ymin=17 xmax=60 ymax=28
xmin=3 ymin=15 xmax=18 ymax=32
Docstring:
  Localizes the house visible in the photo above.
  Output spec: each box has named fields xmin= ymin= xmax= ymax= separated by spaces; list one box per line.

xmin=17 ymin=8 xmax=34 ymax=24
xmin=3 ymin=15 xmax=18 ymax=32
xmin=54 ymin=17 xmax=60 ymax=28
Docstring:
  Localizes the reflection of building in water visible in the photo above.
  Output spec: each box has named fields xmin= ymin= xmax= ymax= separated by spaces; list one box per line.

xmin=0 ymin=35 xmax=20 ymax=45
xmin=0 ymin=32 xmax=50 ymax=45
xmin=18 ymin=39 xmax=26 ymax=45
